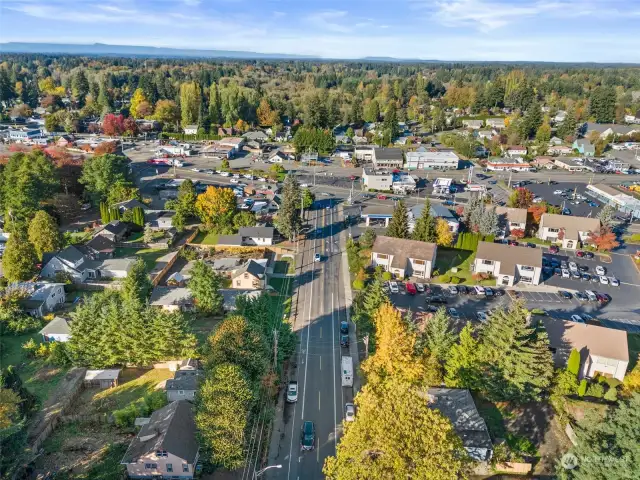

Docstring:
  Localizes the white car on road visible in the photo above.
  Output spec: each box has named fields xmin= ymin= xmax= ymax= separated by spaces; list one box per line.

xmin=301 ymin=183 xmax=309 ymax=187
xmin=258 ymin=177 xmax=266 ymax=182
xmin=220 ymin=171 xmax=230 ymax=177
xmin=568 ymin=262 xmax=578 ymax=272
xmin=345 ymin=403 xmax=356 ymax=422
xmin=286 ymin=381 xmax=298 ymax=403
xmin=595 ymin=265 xmax=606 ymax=276
xmin=389 ymin=281 xmax=399 ymax=294
xmin=599 ymin=275 xmax=609 ymax=285
xmin=553 ymin=189 xmax=563 ymax=195
xmin=609 ymin=277 xmax=620 ymax=287
xmin=230 ymin=178 xmax=239 ymax=184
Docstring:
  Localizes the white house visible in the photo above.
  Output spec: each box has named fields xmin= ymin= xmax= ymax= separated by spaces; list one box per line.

xmin=462 ymin=119 xmax=484 ymax=130
xmin=485 ymin=118 xmax=506 ymax=130
xmin=239 ymin=227 xmax=274 ymax=246
xmin=13 ymin=282 xmax=66 ymax=317
xmin=371 ymin=236 xmax=437 ymax=279
xmin=494 ymin=207 xmax=528 ymax=238
xmin=504 ymin=146 xmax=527 ymax=158
xmin=473 ymin=241 xmax=542 ymax=286
xmin=183 ymin=125 xmax=198 ymax=135
xmin=39 ymin=316 xmax=72 ymax=343
xmin=538 ymin=214 xmax=600 ymax=250
xmin=547 ymin=145 xmax=574 ymax=156
xmin=40 ymin=246 xmax=136 ymax=283
xmin=540 ymin=317 xmax=629 ymax=382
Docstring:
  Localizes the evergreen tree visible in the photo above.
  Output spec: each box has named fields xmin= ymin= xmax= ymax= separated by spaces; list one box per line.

xmin=359 ymin=228 xmax=377 ymax=250
xmin=566 ymin=349 xmax=581 ymax=376
xmin=520 ymin=101 xmax=543 ymax=139
xmin=412 ymin=200 xmax=436 ymax=242
xmin=1 ymin=229 xmax=37 ymax=282
xmin=597 ymin=204 xmax=616 ymax=228
xmin=479 ymin=303 xmax=554 ymax=402
xmin=422 ymin=307 xmax=456 ymax=364
xmin=589 ymin=86 xmax=617 ymax=123
xmin=275 ymin=175 xmax=301 ymax=241
xmin=143 ymin=223 xmax=153 ymax=243
xmin=27 ymin=210 xmax=63 ymax=260
xmin=121 ymin=258 xmax=153 ymax=306
xmin=478 ymin=206 xmax=499 ymax=236
xmin=383 ymin=102 xmax=399 ymax=141
xmin=445 ymin=323 xmax=481 ymax=390
xmin=558 ymin=107 xmax=578 ymax=139
xmin=99 ymin=202 xmax=109 ymax=224
xmin=131 ymin=206 xmax=145 ymax=227
xmin=386 ymin=200 xmax=409 ymax=239
xmin=188 ymin=260 xmax=224 ymax=315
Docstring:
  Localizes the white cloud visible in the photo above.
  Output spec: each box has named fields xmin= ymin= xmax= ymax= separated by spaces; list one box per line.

xmin=305 ymin=10 xmax=351 ymax=33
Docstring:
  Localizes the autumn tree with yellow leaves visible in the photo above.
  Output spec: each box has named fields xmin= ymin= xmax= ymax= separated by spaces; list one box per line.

xmin=195 ymin=186 xmax=237 ymax=231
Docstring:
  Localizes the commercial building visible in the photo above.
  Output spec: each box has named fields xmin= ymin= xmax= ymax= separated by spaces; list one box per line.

xmin=486 ymin=158 xmax=532 ymax=172
xmin=405 ymin=149 xmax=459 ymax=170
xmin=554 ymin=157 xmax=586 ymax=172
xmin=586 ymin=184 xmax=640 ymax=218
xmin=372 ymin=147 xmax=404 ymax=169
xmin=473 ymin=241 xmax=542 ymax=286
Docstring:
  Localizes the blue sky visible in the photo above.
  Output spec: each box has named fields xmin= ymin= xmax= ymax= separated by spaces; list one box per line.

xmin=2 ymin=0 xmax=640 ymax=62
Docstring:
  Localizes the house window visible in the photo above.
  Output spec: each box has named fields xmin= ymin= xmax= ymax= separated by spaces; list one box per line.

xmin=236 ymin=280 xmax=241 ymax=286
xmin=482 ymin=260 xmax=494 ymax=265
xmin=548 ymin=228 xmax=560 ymax=233
xmin=178 ymin=390 xmax=184 ymax=395
xmin=376 ymin=254 xmax=388 ymax=260
xmin=244 ymin=273 xmax=249 ymax=279
xmin=167 ymin=464 xmax=173 ymax=472
xmin=413 ymin=259 xmax=425 ymax=265
xmin=183 ymin=464 xmax=190 ymax=472
xmin=520 ymin=265 xmax=534 ymax=271
xmin=156 ymin=450 xmax=167 ymax=457
xmin=145 ymin=463 xmax=157 ymax=469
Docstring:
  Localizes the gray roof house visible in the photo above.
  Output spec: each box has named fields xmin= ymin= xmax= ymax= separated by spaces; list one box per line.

xmin=39 ymin=316 xmax=72 ymax=342
xmin=95 ymin=221 xmax=129 ymax=242
xmin=40 ymin=246 xmax=136 ymax=283
xmin=427 ymin=388 xmax=493 ymax=462
xmin=243 ymin=130 xmax=269 ymax=142
xmin=15 ymin=282 xmax=66 ymax=317
xmin=166 ymin=370 xmax=203 ymax=402
xmin=120 ymin=400 xmax=199 ymax=479
xmin=150 ymin=287 xmax=195 ymax=312
xmin=113 ymin=198 xmax=149 ymax=213
xmin=231 ymin=259 xmax=267 ymax=290
xmin=372 ymin=147 xmax=404 ymax=169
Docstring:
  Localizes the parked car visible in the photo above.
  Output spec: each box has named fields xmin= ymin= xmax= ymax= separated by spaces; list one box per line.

xmin=559 ymin=290 xmax=572 ymax=299
xmin=571 ymin=271 xmax=581 ymax=279
xmin=562 ymin=269 xmax=570 ymax=278
xmin=568 ymin=262 xmax=578 ymax=271
xmin=345 ymin=403 xmax=356 ymax=422
xmin=597 ymin=292 xmax=611 ymax=304
xmin=599 ymin=276 xmax=609 ymax=285
xmin=389 ymin=281 xmax=399 ymax=294
xmin=581 ymin=273 xmax=591 ymax=281
xmin=427 ymin=295 xmax=447 ymax=304
xmin=314 ymin=253 xmax=322 ymax=262
xmin=340 ymin=321 xmax=349 ymax=334
xmin=476 ymin=311 xmax=488 ymax=322
xmin=570 ymin=314 xmax=585 ymax=323
xmin=377 ymin=194 xmax=387 ymax=200
xmin=584 ymin=251 xmax=594 ymax=259
xmin=493 ymin=289 xmax=505 ymax=296
xmin=484 ymin=287 xmax=494 ymax=297
xmin=448 ymin=285 xmax=458 ymax=295
xmin=416 ymin=283 xmax=426 ymax=293
xmin=301 ymin=421 xmax=315 ymax=451
xmin=576 ymin=250 xmax=585 ymax=257
xmin=457 ymin=285 xmax=468 ymax=294
xmin=340 ymin=334 xmax=349 ymax=347
xmin=609 ymin=277 xmax=620 ymax=287
xmin=574 ymin=292 xmax=588 ymax=301
xmin=595 ymin=265 xmax=606 ymax=275
xmin=585 ymin=290 xmax=598 ymax=301
xmin=287 ymin=381 xmax=298 ymax=403
xmin=578 ymin=265 xmax=588 ymax=272
xmin=447 ymin=307 xmax=460 ymax=319
xmin=406 ymin=283 xmax=417 ymax=295
xmin=549 ymin=245 xmax=559 ymax=254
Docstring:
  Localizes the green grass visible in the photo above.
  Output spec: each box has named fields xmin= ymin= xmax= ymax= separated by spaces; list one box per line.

xmin=268 ymin=276 xmax=294 ymax=319
xmin=628 ymin=333 xmax=640 ymax=369
xmin=521 ymin=237 xmax=552 ymax=246
xmin=52 ymin=441 xmax=128 ymax=480
xmin=124 ymin=231 xmax=164 ymax=243
xmin=432 ymin=247 xmax=495 ymax=285
xmin=65 ymin=231 xmax=92 ymax=244
xmin=274 ymin=257 xmax=295 ymax=274
xmin=192 ymin=231 xmax=219 ymax=245
xmin=87 ymin=368 xmax=174 ymax=413
xmin=269 ymin=277 xmax=294 ymax=296
xmin=114 ymin=247 xmax=169 ymax=270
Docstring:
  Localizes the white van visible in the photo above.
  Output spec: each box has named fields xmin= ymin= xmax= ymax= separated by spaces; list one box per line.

xmin=585 ymin=290 xmax=597 ymax=302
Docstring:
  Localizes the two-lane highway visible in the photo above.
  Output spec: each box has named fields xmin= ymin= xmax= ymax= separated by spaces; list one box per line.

xmin=269 ymin=203 xmax=348 ymax=480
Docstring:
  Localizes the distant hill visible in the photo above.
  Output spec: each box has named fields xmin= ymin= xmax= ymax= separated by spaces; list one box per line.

xmin=0 ymin=42 xmax=317 ymax=60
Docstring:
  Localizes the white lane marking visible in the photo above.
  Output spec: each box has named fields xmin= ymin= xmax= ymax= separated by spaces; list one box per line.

xmin=319 ymin=356 xmax=322 ymax=371
xmin=319 ymin=390 xmax=321 ymax=411
xmin=331 ymin=208 xmax=339 ymax=455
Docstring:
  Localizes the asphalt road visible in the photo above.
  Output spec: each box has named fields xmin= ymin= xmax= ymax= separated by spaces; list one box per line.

xmin=268 ymin=205 xmax=349 ymax=480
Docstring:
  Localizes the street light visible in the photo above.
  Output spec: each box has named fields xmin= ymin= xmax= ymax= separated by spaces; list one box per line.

xmin=254 ymin=464 xmax=282 ymax=479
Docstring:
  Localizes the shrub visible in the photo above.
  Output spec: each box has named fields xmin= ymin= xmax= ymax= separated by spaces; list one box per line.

xmin=604 ymin=386 xmax=618 ymax=402
xmin=442 ymin=275 xmax=452 ymax=283
xmin=179 ymin=248 xmax=199 ymax=261
xmin=450 ymin=276 xmax=461 ymax=284
xmin=505 ymin=433 xmax=538 ymax=456
xmin=144 ymin=391 xmax=168 ymax=411
xmin=381 ymin=271 xmax=392 ymax=281
xmin=577 ymin=379 xmax=588 ymax=397
xmin=353 ymin=279 xmax=365 ymax=290
xmin=113 ymin=404 xmax=138 ymax=428
xmin=472 ymin=272 xmax=489 ymax=281
xmin=49 ymin=342 xmax=71 ymax=367
xmin=5 ymin=316 xmax=42 ymax=335
xmin=605 ymin=377 xmax=621 ymax=389
xmin=35 ymin=343 xmax=50 ymax=358
xmin=530 ymin=308 xmax=547 ymax=315
xmin=567 ymin=349 xmax=581 ymax=377
xmin=22 ymin=338 xmax=39 ymax=358
xmin=552 ymin=369 xmax=579 ymax=396
xmin=586 ymin=382 xmax=604 ymax=398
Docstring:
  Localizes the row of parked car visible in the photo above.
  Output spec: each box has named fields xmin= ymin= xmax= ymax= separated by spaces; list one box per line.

xmin=556 ymin=289 xmax=612 ymax=305
xmin=544 ymin=257 xmax=620 ymax=286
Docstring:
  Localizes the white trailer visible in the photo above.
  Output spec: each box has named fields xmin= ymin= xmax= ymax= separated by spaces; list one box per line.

xmin=341 ymin=356 xmax=353 ymax=387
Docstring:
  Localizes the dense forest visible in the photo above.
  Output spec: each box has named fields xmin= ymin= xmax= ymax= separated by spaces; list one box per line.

xmin=1 ymin=55 xmax=640 ymax=138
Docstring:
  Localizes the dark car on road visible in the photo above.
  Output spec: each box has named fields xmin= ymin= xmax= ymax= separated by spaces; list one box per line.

xmin=301 ymin=421 xmax=315 ymax=451
xmin=427 ymin=295 xmax=448 ymax=304
xmin=340 ymin=334 xmax=349 ymax=347
xmin=340 ymin=321 xmax=349 ymax=334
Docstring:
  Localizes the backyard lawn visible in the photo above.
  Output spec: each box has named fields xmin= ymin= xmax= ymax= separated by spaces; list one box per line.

xmin=192 ymin=231 xmax=219 ymax=245
xmin=114 ymin=247 xmax=169 ymax=270
xmin=273 ymin=257 xmax=295 ymax=274
xmin=432 ymin=247 xmax=495 ymax=285
xmin=268 ymin=276 xmax=294 ymax=318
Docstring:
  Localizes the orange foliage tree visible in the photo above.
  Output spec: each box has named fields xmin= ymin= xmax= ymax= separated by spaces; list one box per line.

xmin=588 ymin=227 xmax=619 ymax=252
xmin=195 ymin=186 xmax=237 ymax=231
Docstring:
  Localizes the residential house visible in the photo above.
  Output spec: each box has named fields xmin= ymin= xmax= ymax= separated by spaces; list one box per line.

xmin=583 ymin=122 xmax=640 ymax=139
xmin=477 ymin=130 xmax=494 ymax=141
xmin=573 ymin=139 xmax=596 ymax=156
xmin=150 ymin=287 xmax=195 ymax=312
xmin=85 ymin=235 xmax=116 ymax=259
xmin=485 ymin=118 xmax=506 ymax=130
xmin=554 ymin=157 xmax=585 ymax=172
xmin=462 ymin=119 xmax=484 ymax=130
xmin=146 ymin=211 xmax=176 ymax=230
xmin=532 ymin=156 xmax=555 ymax=169
xmin=427 ymin=388 xmax=493 ymax=462
xmin=113 ymin=198 xmax=149 ymax=214
xmin=95 ymin=221 xmax=129 ymax=242
xmin=504 ymin=145 xmax=527 ymax=158
xmin=41 ymin=246 xmax=136 ymax=283
xmin=39 ymin=316 xmax=72 ymax=343
xmin=243 ymin=130 xmax=269 ymax=142
xmin=538 ymin=213 xmax=601 ymax=249
xmin=17 ymin=282 xmax=66 ymax=317
xmin=85 ymin=369 xmax=121 ymax=389
xmin=372 ymin=147 xmax=404 ymax=169
xmin=208 ymin=257 xmax=243 ymax=277
xmin=540 ymin=317 xmax=629 ymax=381
xmin=231 ymin=260 xmax=266 ymax=289
xmin=625 ymin=113 xmax=640 ymax=124
xmin=371 ymin=236 xmax=437 ymax=279
xmin=553 ymin=110 xmax=567 ymax=124
xmin=549 ymin=136 xmax=563 ymax=145
xmin=494 ymin=207 xmax=528 ymax=238
xmin=183 ymin=125 xmax=198 ymax=135
xmin=220 ymin=289 xmax=263 ymax=311
xmin=56 ymin=135 xmax=76 ymax=147
xmin=268 ymin=150 xmax=292 ymax=163
xmin=408 ymin=204 xmax=459 ymax=233
xmin=166 ymin=370 xmax=203 ymax=402
xmin=216 ymin=235 xmax=243 ymax=247
xmin=547 ymin=145 xmax=574 ymax=156
xmin=120 ymin=400 xmax=199 ymax=479
xmin=239 ymin=227 xmax=274 ymax=246
xmin=274 ymin=130 xmax=290 ymax=142
xmin=473 ymin=241 xmax=542 ymax=286
xmin=218 ymin=127 xmax=236 ymax=136
xmin=405 ymin=149 xmax=459 ymax=170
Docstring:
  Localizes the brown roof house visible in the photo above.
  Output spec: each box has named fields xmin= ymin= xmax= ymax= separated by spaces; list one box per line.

xmin=539 ymin=317 xmax=629 ymax=381
xmin=494 ymin=207 xmax=528 ymax=238
xmin=121 ymin=400 xmax=199 ymax=479
xmin=473 ymin=241 xmax=542 ymax=286
xmin=538 ymin=214 xmax=600 ymax=250
xmin=371 ymin=236 xmax=437 ymax=279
